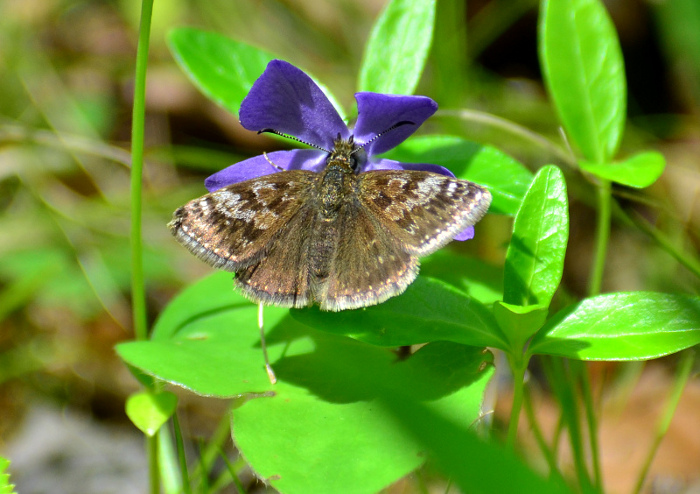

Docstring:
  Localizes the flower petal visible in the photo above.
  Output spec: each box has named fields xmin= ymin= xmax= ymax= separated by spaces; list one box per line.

xmin=453 ymin=226 xmax=475 ymax=241
xmin=353 ymin=93 xmax=437 ymax=156
xmin=239 ymin=60 xmax=349 ymax=150
xmin=364 ymin=158 xmax=455 ymax=177
xmin=204 ymin=150 xmax=327 ymax=192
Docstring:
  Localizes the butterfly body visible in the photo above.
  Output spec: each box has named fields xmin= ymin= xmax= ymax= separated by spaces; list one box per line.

xmin=170 ymin=140 xmax=491 ymax=311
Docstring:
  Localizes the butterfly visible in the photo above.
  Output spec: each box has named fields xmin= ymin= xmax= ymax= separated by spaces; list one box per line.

xmin=169 ymin=135 xmax=491 ymax=311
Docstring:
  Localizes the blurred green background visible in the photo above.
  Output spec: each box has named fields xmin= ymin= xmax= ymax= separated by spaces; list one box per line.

xmin=0 ymin=0 xmax=698 ymax=492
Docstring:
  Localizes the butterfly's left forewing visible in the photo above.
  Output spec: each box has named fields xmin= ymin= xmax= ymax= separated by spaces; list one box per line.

xmin=169 ymin=170 xmax=318 ymax=271
xmin=357 ymin=170 xmax=492 ymax=256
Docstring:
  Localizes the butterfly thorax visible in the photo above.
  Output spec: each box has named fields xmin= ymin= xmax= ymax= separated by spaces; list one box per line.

xmin=317 ymin=136 xmax=360 ymax=219
xmin=318 ymin=160 xmax=354 ymax=219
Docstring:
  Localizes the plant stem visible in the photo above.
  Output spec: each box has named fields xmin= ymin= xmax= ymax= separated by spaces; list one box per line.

xmin=627 ymin=210 xmax=700 ymax=280
xmin=172 ymin=413 xmax=192 ymax=494
xmin=576 ymin=361 xmax=603 ymax=490
xmin=632 ymin=350 xmax=695 ymax=494
xmin=523 ymin=387 xmax=558 ymax=475
xmin=130 ymin=0 xmax=153 ymax=342
xmin=148 ymin=435 xmax=159 ymax=494
xmin=131 ymin=1 xmax=156 ymax=493
xmin=506 ymin=355 xmax=527 ymax=449
xmin=438 ymin=109 xmax=577 ymax=168
xmin=588 ymin=180 xmax=612 ymax=297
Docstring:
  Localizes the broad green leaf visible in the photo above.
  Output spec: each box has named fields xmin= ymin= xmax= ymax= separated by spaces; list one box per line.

xmin=117 ymin=273 xmax=494 ymax=494
xmin=233 ymin=342 xmax=493 ymax=494
xmin=539 ymin=0 xmax=626 ymax=162
xmin=168 ymin=28 xmax=275 ymax=116
xmin=125 ymin=390 xmax=178 ymax=437
xmin=529 ymin=292 xmax=700 ymax=360
xmin=580 ymin=151 xmax=666 ymax=188
xmin=384 ymin=135 xmax=533 ymax=215
xmin=379 ymin=395 xmax=572 ymax=494
xmin=420 ymin=250 xmax=503 ymax=306
xmin=291 ymin=276 xmax=507 ymax=350
xmin=503 ymin=165 xmax=569 ymax=307
xmin=168 ymin=28 xmax=345 ymax=120
xmin=358 ymin=0 xmax=436 ymax=94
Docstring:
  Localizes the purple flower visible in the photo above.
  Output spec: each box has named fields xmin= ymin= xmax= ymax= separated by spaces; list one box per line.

xmin=205 ymin=59 xmax=474 ymax=241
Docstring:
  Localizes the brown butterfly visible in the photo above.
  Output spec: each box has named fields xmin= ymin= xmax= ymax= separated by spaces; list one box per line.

xmin=169 ymin=135 xmax=491 ymax=311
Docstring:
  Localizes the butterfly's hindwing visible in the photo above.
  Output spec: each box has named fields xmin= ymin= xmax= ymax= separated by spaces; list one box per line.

xmin=357 ymin=170 xmax=492 ymax=256
xmin=233 ymin=204 xmax=316 ymax=308
xmin=318 ymin=189 xmax=418 ymax=311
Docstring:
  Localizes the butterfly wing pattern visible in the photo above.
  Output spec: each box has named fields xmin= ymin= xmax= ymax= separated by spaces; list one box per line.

xmin=170 ymin=167 xmax=492 ymax=311
xmin=169 ymin=170 xmax=318 ymax=271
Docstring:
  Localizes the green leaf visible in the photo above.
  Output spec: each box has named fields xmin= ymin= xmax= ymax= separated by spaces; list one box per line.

xmin=503 ymin=165 xmax=569 ymax=307
xmin=529 ymin=292 xmax=700 ymax=360
xmin=580 ymin=151 xmax=666 ymax=188
xmin=420 ymin=250 xmax=503 ymax=306
xmin=384 ymin=135 xmax=533 ymax=215
xmin=291 ymin=276 xmax=507 ymax=350
xmin=539 ymin=0 xmax=626 ymax=162
xmin=168 ymin=28 xmax=275 ymax=116
xmin=358 ymin=0 xmax=436 ymax=94
xmin=232 ymin=342 xmax=493 ymax=494
xmin=125 ymin=390 xmax=178 ymax=437
xmin=168 ymin=28 xmax=346 ymax=120
xmin=0 ymin=457 xmax=16 ymax=494
xmin=117 ymin=273 xmax=494 ymax=494
xmin=378 ymin=395 xmax=572 ymax=494
xmin=494 ymin=301 xmax=549 ymax=352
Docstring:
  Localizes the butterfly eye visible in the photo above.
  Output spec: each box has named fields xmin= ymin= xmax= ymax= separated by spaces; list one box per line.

xmin=351 ymin=147 xmax=367 ymax=173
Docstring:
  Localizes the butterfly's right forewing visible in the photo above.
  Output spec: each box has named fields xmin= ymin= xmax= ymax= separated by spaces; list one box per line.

xmin=169 ymin=170 xmax=318 ymax=271
xmin=357 ymin=170 xmax=492 ymax=256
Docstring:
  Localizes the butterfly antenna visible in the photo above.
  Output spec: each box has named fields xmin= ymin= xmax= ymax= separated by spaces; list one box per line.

xmin=258 ymin=128 xmax=330 ymax=152
xmin=352 ymin=120 xmax=415 ymax=155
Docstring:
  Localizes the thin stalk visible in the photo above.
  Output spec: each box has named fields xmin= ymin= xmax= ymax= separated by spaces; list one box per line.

xmin=627 ymin=210 xmax=700 ymax=280
xmin=523 ymin=387 xmax=559 ymax=476
xmin=216 ymin=446 xmax=246 ymax=493
xmin=588 ymin=180 xmax=612 ymax=297
xmin=172 ymin=413 xmax=192 ymax=494
xmin=189 ymin=406 xmax=234 ymax=487
xmin=506 ymin=355 xmax=527 ymax=449
xmin=632 ymin=351 xmax=695 ymax=494
xmin=575 ymin=362 xmax=603 ymax=490
xmin=131 ymin=1 xmax=156 ymax=492
xmin=130 ymin=0 xmax=154 ymax=342
xmin=148 ymin=435 xmax=159 ymax=494
xmin=549 ymin=358 xmax=595 ymax=492
xmin=437 ymin=109 xmax=577 ymax=168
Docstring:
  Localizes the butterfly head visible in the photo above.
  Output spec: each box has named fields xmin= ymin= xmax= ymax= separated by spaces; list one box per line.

xmin=327 ymin=134 xmax=367 ymax=173
xmin=258 ymin=120 xmax=415 ymax=174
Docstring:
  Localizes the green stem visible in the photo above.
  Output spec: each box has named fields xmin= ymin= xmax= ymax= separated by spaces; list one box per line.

xmin=148 ymin=434 xmax=159 ymax=494
xmin=588 ymin=180 xmax=612 ymax=297
xmin=523 ymin=387 xmax=559 ymax=475
xmin=548 ymin=358 xmax=594 ymax=492
xmin=627 ymin=210 xmax=700 ymax=280
xmin=575 ymin=361 xmax=603 ymax=490
xmin=131 ymin=1 xmax=155 ymax=492
xmin=632 ymin=350 xmax=695 ymax=494
xmin=506 ymin=355 xmax=527 ymax=449
xmin=130 ymin=0 xmax=153 ymax=342
xmin=172 ymin=413 xmax=192 ymax=494
xmin=438 ymin=109 xmax=577 ymax=168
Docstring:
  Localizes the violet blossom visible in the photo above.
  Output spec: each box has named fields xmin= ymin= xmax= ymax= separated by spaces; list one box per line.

xmin=205 ymin=59 xmax=474 ymax=241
